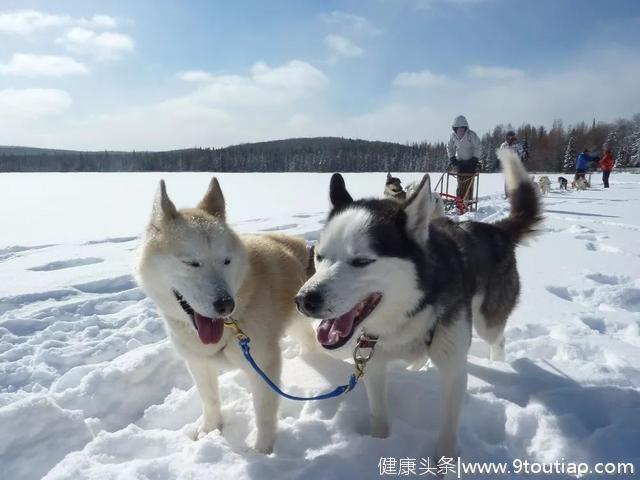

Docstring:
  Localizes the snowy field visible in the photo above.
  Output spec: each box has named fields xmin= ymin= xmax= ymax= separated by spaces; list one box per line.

xmin=1 ymin=171 xmax=639 ymax=479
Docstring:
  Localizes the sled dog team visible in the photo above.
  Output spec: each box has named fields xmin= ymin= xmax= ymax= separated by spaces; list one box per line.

xmin=135 ymin=149 xmax=541 ymax=459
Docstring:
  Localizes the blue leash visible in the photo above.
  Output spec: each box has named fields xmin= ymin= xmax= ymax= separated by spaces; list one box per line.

xmin=238 ymin=337 xmax=357 ymax=401
xmin=224 ymin=318 xmax=372 ymax=401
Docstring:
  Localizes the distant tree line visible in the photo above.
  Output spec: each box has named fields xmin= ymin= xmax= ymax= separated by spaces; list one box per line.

xmin=1 ymin=114 xmax=639 ymax=173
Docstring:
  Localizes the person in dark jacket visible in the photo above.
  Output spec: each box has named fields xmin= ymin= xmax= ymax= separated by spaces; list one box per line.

xmin=575 ymin=148 xmax=599 ymax=182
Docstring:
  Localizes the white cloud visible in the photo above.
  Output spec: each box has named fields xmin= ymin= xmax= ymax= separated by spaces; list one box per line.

xmin=56 ymin=27 xmax=134 ymax=60
xmin=176 ymin=70 xmax=214 ymax=82
xmin=393 ymin=70 xmax=448 ymax=88
xmin=7 ymin=48 xmax=639 ymax=151
xmin=320 ymin=11 xmax=382 ymax=35
xmin=0 ymin=53 xmax=88 ymax=77
xmin=368 ymin=48 xmax=640 ymax=143
xmin=22 ymin=60 xmax=330 ymax=150
xmin=467 ymin=65 xmax=524 ymax=80
xmin=78 ymin=14 xmax=118 ymax=29
xmin=325 ymin=34 xmax=364 ymax=58
xmin=0 ymin=10 xmax=68 ymax=35
xmin=0 ymin=88 xmax=71 ymax=120
xmin=0 ymin=10 xmax=118 ymax=35
xmin=177 ymin=60 xmax=329 ymax=108
xmin=251 ymin=60 xmax=329 ymax=90
xmin=321 ymin=11 xmax=378 ymax=63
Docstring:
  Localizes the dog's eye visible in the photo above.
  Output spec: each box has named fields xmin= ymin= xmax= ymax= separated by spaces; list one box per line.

xmin=350 ymin=257 xmax=375 ymax=267
xmin=224 ymin=258 xmax=231 ymax=265
xmin=315 ymin=253 xmax=323 ymax=262
xmin=183 ymin=260 xmax=201 ymax=268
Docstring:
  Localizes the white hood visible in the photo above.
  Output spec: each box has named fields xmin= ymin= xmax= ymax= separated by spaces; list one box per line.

xmin=452 ymin=115 xmax=469 ymax=128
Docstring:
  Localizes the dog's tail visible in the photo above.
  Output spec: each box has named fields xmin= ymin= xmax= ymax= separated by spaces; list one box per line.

xmin=495 ymin=149 xmax=543 ymax=244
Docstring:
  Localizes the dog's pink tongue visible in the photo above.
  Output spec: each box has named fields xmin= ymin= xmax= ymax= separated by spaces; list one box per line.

xmin=194 ymin=313 xmax=224 ymax=344
xmin=316 ymin=308 xmax=358 ymax=346
xmin=316 ymin=319 xmax=335 ymax=345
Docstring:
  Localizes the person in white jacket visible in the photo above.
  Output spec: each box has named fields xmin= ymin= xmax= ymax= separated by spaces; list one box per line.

xmin=446 ymin=115 xmax=481 ymax=200
xmin=499 ymin=130 xmax=522 ymax=156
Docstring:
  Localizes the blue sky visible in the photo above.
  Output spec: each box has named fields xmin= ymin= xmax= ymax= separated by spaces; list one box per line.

xmin=1 ymin=0 xmax=639 ymax=150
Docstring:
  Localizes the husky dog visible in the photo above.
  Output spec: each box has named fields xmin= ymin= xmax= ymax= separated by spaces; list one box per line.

xmin=294 ymin=150 xmax=541 ymax=459
xmin=386 ymin=174 xmax=444 ymax=219
xmin=572 ymin=177 xmax=590 ymax=190
xmin=558 ymin=176 xmax=568 ymax=190
xmin=428 ymin=192 xmax=445 ymax=219
xmin=538 ymin=176 xmax=551 ymax=195
xmin=135 ymin=178 xmax=315 ymax=453
xmin=405 ymin=181 xmax=445 ymax=220
xmin=384 ymin=173 xmax=406 ymax=202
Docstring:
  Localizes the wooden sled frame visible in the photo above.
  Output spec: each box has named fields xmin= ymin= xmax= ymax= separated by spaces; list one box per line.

xmin=434 ymin=170 xmax=480 ymax=215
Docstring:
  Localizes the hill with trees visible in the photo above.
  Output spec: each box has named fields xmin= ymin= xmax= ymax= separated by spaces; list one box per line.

xmin=1 ymin=114 xmax=639 ymax=172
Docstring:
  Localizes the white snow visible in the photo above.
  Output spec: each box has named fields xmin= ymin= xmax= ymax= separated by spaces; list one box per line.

xmin=1 ymin=171 xmax=639 ymax=479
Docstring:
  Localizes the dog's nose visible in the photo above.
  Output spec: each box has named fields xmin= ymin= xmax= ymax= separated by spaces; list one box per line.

xmin=295 ymin=291 xmax=323 ymax=315
xmin=213 ymin=296 xmax=235 ymax=316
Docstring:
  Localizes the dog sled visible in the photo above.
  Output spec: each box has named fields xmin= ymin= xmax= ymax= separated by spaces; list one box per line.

xmin=433 ymin=170 xmax=480 ymax=215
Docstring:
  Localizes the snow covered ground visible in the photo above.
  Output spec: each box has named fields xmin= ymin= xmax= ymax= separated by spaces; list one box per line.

xmin=1 ymin=171 xmax=639 ymax=479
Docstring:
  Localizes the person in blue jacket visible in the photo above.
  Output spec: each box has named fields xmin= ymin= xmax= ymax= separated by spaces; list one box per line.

xmin=575 ymin=148 xmax=599 ymax=182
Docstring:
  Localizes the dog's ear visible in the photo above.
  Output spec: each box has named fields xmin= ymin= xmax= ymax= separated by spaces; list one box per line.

xmin=152 ymin=180 xmax=178 ymax=224
xmin=329 ymin=173 xmax=353 ymax=209
xmin=198 ymin=177 xmax=226 ymax=220
xmin=402 ymin=174 xmax=432 ymax=245
xmin=387 ymin=172 xmax=392 ymax=181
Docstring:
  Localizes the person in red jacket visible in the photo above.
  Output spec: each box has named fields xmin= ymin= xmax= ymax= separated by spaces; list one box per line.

xmin=599 ymin=149 xmax=614 ymax=188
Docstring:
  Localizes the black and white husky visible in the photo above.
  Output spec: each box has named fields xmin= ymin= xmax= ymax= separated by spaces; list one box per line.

xmin=558 ymin=176 xmax=568 ymax=190
xmin=384 ymin=172 xmax=407 ymax=202
xmin=295 ymin=150 xmax=541 ymax=459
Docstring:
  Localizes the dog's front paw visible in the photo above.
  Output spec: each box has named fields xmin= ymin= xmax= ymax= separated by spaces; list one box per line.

xmin=370 ymin=417 xmax=390 ymax=438
xmin=192 ymin=417 xmax=223 ymax=440
xmin=252 ymin=436 xmax=274 ymax=455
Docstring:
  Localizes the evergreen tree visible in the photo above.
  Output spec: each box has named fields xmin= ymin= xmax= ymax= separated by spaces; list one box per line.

xmin=479 ymin=133 xmax=492 ymax=172
xmin=604 ymin=130 xmax=618 ymax=152
xmin=616 ymin=146 xmax=627 ymax=168
xmin=630 ymin=129 xmax=640 ymax=167
xmin=478 ymin=146 xmax=490 ymax=172
xmin=563 ymin=135 xmax=576 ymax=172
xmin=520 ymin=137 xmax=529 ymax=166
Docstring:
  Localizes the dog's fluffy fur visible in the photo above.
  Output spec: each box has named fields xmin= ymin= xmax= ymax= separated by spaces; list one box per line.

xmin=135 ymin=178 xmax=315 ymax=453
xmin=572 ymin=177 xmax=590 ymax=190
xmin=295 ymin=149 xmax=541 ymax=459
xmin=538 ymin=176 xmax=551 ymax=195
xmin=405 ymin=181 xmax=445 ymax=220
